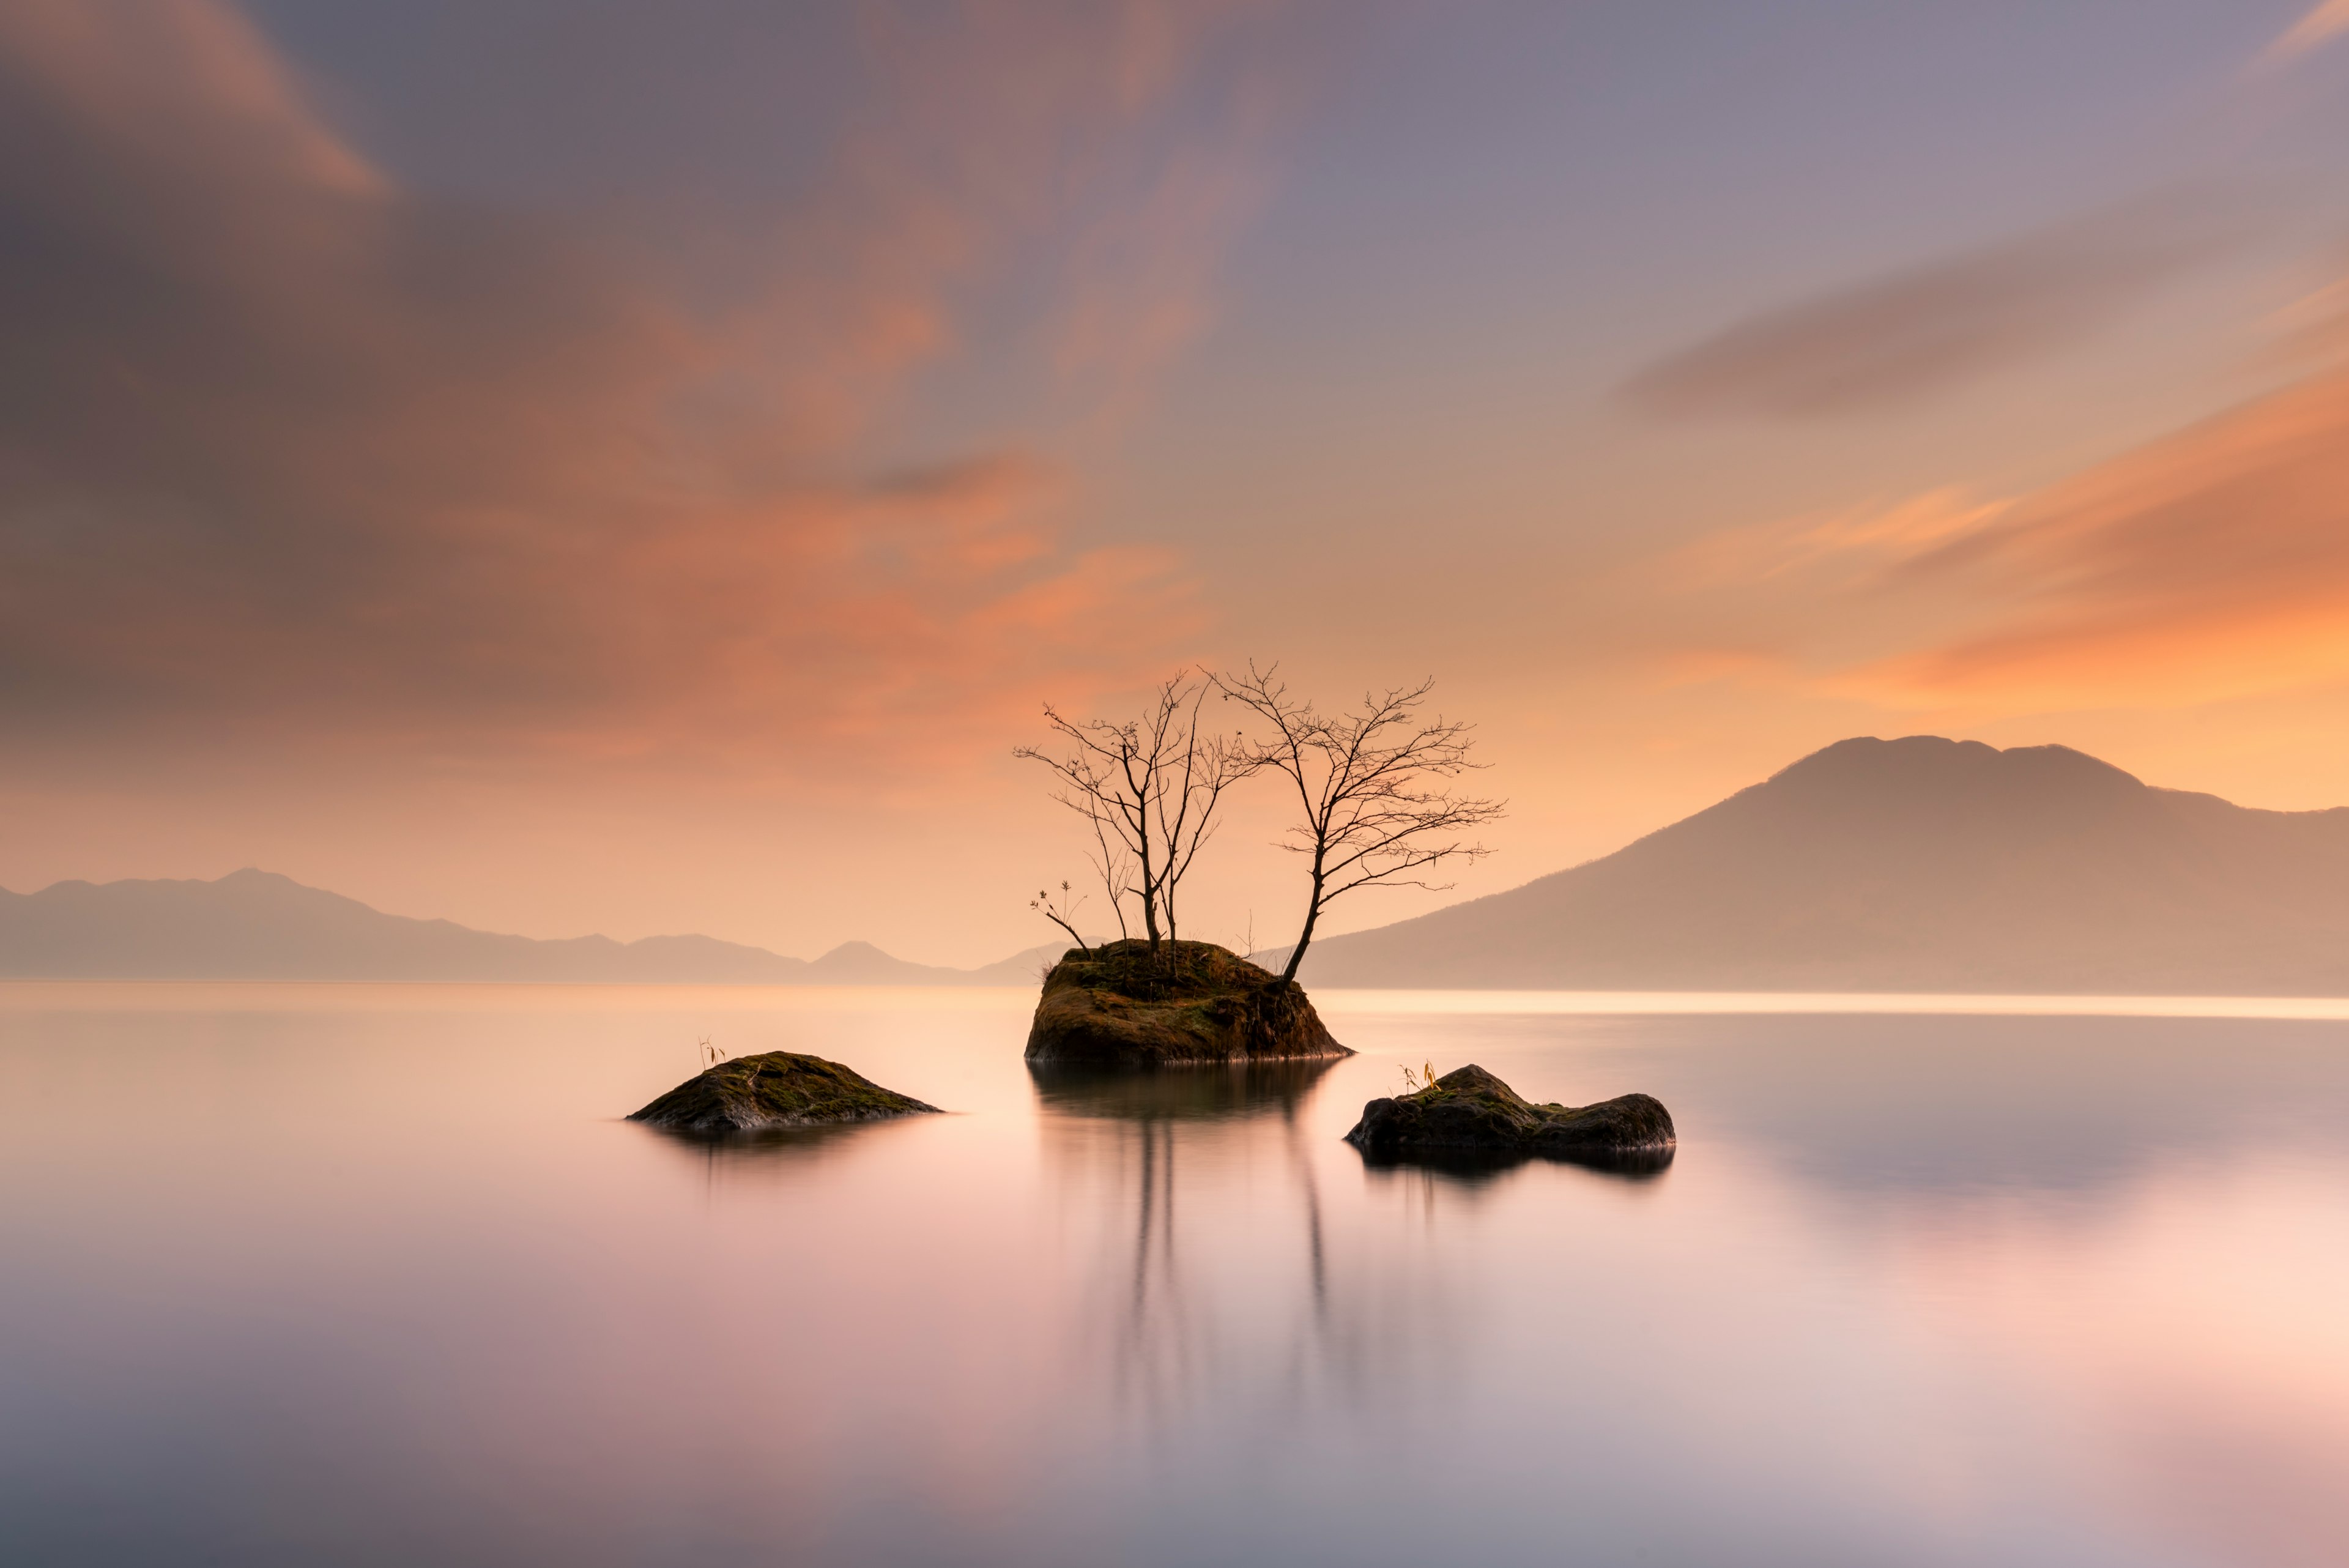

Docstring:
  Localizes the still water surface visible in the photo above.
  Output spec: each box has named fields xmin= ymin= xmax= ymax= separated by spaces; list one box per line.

xmin=3 ymin=984 xmax=2347 ymax=1567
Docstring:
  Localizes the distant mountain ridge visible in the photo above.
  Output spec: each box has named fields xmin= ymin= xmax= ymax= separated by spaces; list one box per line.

xmin=1294 ymin=735 xmax=2349 ymax=994
xmin=0 ymin=869 xmax=1050 ymax=984
xmin=21 ymin=737 xmax=2349 ymax=993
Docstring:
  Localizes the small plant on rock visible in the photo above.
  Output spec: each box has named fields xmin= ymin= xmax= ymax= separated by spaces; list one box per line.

xmin=1030 ymin=881 xmax=1091 ymax=957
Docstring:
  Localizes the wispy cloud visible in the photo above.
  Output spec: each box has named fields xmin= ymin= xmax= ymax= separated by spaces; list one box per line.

xmin=1851 ymin=363 xmax=2349 ymax=710
xmin=1620 ymin=197 xmax=2254 ymax=420
xmin=0 ymin=0 xmax=1312 ymax=779
xmin=1664 ymin=488 xmax=2017 ymax=589
xmin=1647 ymin=277 xmax=2349 ymax=715
xmin=2262 ymin=0 xmax=2349 ymax=67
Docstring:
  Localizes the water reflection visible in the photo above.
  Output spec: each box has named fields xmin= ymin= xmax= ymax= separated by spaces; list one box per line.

xmin=1032 ymin=1061 xmax=1373 ymax=1419
xmin=1026 ymin=1058 xmax=1336 ymax=1120
xmin=628 ymin=1115 xmax=937 ymax=1192
xmin=1486 ymin=1013 xmax=2349 ymax=1198
xmin=13 ymin=992 xmax=2349 ymax=1566
xmin=1326 ymin=1009 xmax=2349 ymax=1201
xmin=1351 ymin=1140 xmax=1675 ymax=1184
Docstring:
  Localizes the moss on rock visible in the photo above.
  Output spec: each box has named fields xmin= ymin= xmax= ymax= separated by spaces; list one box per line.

xmin=1023 ymin=938 xmax=1351 ymax=1066
xmin=1345 ymin=1063 xmax=1673 ymax=1164
xmin=627 ymin=1050 xmax=941 ymax=1134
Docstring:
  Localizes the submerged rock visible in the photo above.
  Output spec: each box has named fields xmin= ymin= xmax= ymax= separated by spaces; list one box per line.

xmin=1345 ymin=1064 xmax=1674 ymax=1162
xmin=627 ymin=1051 xmax=941 ymax=1134
xmin=1024 ymin=938 xmax=1351 ymax=1067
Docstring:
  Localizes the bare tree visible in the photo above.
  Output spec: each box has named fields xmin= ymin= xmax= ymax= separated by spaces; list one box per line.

xmin=1151 ymin=691 xmax=1256 ymax=946
xmin=1016 ymin=669 xmax=1255 ymax=955
xmin=1017 ymin=696 xmax=1170 ymax=950
xmin=1219 ymin=664 xmax=1504 ymax=988
xmin=1086 ymin=810 xmax=1137 ymax=943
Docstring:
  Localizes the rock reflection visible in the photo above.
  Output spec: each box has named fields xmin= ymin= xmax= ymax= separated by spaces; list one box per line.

xmin=1352 ymin=1142 xmax=1674 ymax=1184
xmin=1027 ymin=1059 xmax=1335 ymax=1122
xmin=629 ymin=1118 xmax=929 ymax=1192
xmin=1524 ymin=1013 xmax=2349 ymax=1198
xmin=1033 ymin=1061 xmax=1386 ymax=1421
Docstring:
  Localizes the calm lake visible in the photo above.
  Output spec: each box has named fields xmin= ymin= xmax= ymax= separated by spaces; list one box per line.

xmin=4 ymin=984 xmax=2347 ymax=1567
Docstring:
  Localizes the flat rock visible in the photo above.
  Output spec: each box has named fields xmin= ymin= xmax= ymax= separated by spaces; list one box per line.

xmin=1344 ymin=1063 xmax=1674 ymax=1162
xmin=627 ymin=1050 xmax=941 ymax=1134
xmin=1024 ymin=938 xmax=1351 ymax=1067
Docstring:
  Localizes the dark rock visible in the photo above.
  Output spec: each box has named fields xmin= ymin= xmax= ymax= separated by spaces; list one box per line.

xmin=1344 ymin=1063 xmax=1674 ymax=1163
xmin=627 ymin=1050 xmax=941 ymax=1134
xmin=1023 ymin=938 xmax=1351 ymax=1066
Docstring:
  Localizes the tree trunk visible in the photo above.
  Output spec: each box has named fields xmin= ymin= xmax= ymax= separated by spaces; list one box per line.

xmin=1137 ymin=836 xmax=1162 ymax=951
xmin=1278 ymin=861 xmax=1328 ymax=989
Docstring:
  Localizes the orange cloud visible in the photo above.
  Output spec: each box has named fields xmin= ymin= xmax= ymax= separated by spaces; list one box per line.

xmin=0 ymin=0 xmax=382 ymax=195
xmin=1632 ymin=274 xmax=2349 ymax=718
xmin=1665 ymin=488 xmax=2017 ymax=589
xmin=1853 ymin=365 xmax=2349 ymax=709
xmin=2262 ymin=1 xmax=2349 ymax=66
xmin=0 ymin=0 xmax=1302 ymax=784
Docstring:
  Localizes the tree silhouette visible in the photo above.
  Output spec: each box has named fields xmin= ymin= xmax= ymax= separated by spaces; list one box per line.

xmin=1016 ymin=669 xmax=1256 ymax=953
xmin=1219 ymin=664 xmax=1504 ymax=987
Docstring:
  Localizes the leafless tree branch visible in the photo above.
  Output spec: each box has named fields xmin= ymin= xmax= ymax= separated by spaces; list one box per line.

xmin=1217 ymin=663 xmax=1505 ymax=987
xmin=1015 ymin=668 xmax=1256 ymax=956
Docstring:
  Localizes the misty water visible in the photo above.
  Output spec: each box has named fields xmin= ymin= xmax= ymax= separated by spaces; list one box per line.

xmin=4 ymin=986 xmax=2347 ymax=1567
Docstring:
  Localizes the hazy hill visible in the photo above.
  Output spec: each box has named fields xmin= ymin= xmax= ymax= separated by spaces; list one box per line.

xmin=1294 ymin=736 xmax=2349 ymax=994
xmin=0 ymin=868 xmax=1051 ymax=984
xmin=26 ymin=737 xmax=2349 ymax=994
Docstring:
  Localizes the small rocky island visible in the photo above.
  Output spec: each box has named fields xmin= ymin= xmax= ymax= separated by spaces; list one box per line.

xmin=1345 ymin=1064 xmax=1674 ymax=1163
xmin=1025 ymin=938 xmax=1352 ymax=1066
xmin=628 ymin=1050 xmax=941 ymax=1134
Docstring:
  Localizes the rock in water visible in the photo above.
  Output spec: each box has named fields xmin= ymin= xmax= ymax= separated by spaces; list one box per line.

xmin=627 ymin=1051 xmax=941 ymax=1134
xmin=1024 ymin=938 xmax=1351 ymax=1066
xmin=1345 ymin=1064 xmax=1673 ymax=1161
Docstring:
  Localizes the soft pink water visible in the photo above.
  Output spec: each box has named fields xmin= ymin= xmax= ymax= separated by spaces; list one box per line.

xmin=3 ymin=985 xmax=2346 ymax=1566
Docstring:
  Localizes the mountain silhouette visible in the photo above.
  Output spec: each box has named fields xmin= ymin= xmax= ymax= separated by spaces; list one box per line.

xmin=1293 ymin=735 xmax=2349 ymax=994
xmin=0 ymin=868 xmax=1051 ymax=984
xmin=21 ymin=737 xmax=2349 ymax=993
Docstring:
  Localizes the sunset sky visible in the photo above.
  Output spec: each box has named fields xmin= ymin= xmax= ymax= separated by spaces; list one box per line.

xmin=6 ymin=0 xmax=2349 ymax=964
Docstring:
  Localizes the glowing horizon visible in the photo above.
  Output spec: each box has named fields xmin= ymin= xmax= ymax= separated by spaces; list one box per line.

xmin=5 ymin=1 xmax=2349 ymax=965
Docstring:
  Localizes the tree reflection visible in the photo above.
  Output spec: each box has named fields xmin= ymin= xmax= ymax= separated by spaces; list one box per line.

xmin=1028 ymin=1063 xmax=1335 ymax=1122
xmin=1031 ymin=1061 xmax=1373 ymax=1420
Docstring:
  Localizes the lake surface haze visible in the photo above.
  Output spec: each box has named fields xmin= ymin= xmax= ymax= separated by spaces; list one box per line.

xmin=3 ymin=984 xmax=2344 ymax=1567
